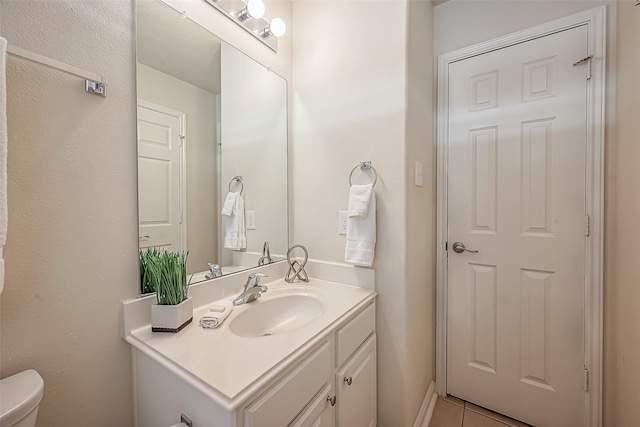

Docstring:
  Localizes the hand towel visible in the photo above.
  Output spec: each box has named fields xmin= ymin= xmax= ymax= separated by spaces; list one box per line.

xmin=0 ymin=38 xmax=7 ymax=294
xmin=345 ymin=185 xmax=376 ymax=267
xmin=222 ymin=192 xmax=246 ymax=250
xmin=199 ymin=300 xmax=233 ymax=329
xmin=221 ymin=191 xmax=238 ymax=216
xmin=347 ymin=184 xmax=373 ymax=218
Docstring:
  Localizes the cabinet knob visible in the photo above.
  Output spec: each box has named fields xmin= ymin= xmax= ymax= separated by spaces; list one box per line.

xmin=327 ymin=395 xmax=337 ymax=406
xmin=344 ymin=376 xmax=353 ymax=386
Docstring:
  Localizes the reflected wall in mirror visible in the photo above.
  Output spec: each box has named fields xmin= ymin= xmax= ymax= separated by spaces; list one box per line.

xmin=136 ymin=0 xmax=288 ymax=293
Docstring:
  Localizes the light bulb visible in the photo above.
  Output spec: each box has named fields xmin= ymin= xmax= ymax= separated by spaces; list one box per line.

xmin=247 ymin=0 xmax=265 ymax=19
xmin=269 ymin=17 xmax=286 ymax=37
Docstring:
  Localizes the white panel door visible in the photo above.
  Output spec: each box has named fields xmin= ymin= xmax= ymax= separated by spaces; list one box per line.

xmin=447 ymin=26 xmax=588 ymax=426
xmin=137 ymin=104 xmax=184 ymax=251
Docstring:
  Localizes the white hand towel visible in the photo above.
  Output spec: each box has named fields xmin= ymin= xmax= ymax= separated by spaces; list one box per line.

xmin=223 ymin=193 xmax=246 ymax=250
xmin=344 ymin=185 xmax=376 ymax=267
xmin=0 ymin=38 xmax=7 ymax=294
xmin=221 ymin=191 xmax=238 ymax=216
xmin=347 ymin=184 xmax=373 ymax=218
xmin=199 ymin=300 xmax=233 ymax=329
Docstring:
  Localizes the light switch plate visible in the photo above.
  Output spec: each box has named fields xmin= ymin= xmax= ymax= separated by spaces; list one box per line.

xmin=247 ymin=211 xmax=256 ymax=230
xmin=338 ymin=211 xmax=348 ymax=235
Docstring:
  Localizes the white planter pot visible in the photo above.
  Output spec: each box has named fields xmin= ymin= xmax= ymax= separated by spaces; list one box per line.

xmin=151 ymin=297 xmax=193 ymax=333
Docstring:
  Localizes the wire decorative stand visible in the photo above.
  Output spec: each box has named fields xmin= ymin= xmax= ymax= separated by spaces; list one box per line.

xmin=285 ymin=244 xmax=309 ymax=283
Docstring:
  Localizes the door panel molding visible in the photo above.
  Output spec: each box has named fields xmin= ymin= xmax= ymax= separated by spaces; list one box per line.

xmin=435 ymin=7 xmax=606 ymax=427
xmin=138 ymin=99 xmax=187 ymax=253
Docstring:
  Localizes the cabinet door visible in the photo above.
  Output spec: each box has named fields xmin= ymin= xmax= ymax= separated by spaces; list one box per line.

xmin=244 ymin=341 xmax=332 ymax=427
xmin=290 ymin=384 xmax=335 ymax=427
xmin=336 ymin=335 xmax=376 ymax=427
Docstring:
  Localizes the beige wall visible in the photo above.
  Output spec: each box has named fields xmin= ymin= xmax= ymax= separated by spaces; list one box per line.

xmin=606 ymin=2 xmax=640 ymax=426
xmin=291 ymin=1 xmax=435 ymax=424
xmin=406 ymin=0 xmax=436 ymax=421
xmin=0 ymin=0 xmax=138 ymax=425
xmin=435 ymin=0 xmax=640 ymax=425
xmin=137 ymin=63 xmax=218 ymax=275
xmin=0 ymin=0 xmax=292 ymax=426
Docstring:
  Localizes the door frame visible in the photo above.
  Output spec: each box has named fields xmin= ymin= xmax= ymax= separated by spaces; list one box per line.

xmin=435 ymin=7 xmax=606 ymax=426
xmin=137 ymin=99 xmax=188 ymax=253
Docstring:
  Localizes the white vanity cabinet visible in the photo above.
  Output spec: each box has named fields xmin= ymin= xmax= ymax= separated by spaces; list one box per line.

xmin=333 ymin=303 xmax=377 ymax=427
xmin=335 ymin=335 xmax=377 ymax=427
xmin=240 ymin=302 xmax=377 ymax=427
xmin=242 ymin=341 xmax=333 ymax=427
xmin=124 ymin=275 xmax=377 ymax=427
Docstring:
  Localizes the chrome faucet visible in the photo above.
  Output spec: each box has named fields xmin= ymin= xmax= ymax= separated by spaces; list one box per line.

xmin=232 ymin=272 xmax=269 ymax=306
xmin=257 ymin=241 xmax=273 ymax=266
xmin=205 ymin=263 xmax=223 ymax=280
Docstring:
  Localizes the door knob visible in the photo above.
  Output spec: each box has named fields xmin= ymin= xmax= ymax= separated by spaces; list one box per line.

xmin=452 ymin=242 xmax=479 ymax=254
xmin=344 ymin=376 xmax=353 ymax=386
xmin=327 ymin=395 xmax=337 ymax=406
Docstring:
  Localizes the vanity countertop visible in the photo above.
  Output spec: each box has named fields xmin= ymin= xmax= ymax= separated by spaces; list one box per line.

xmin=125 ymin=278 xmax=376 ymax=410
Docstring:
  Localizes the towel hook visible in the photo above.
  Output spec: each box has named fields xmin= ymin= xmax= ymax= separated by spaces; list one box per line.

xmin=228 ymin=176 xmax=244 ymax=194
xmin=349 ymin=161 xmax=378 ymax=187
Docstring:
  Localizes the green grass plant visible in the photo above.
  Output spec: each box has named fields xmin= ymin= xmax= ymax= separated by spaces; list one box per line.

xmin=139 ymin=248 xmax=189 ymax=305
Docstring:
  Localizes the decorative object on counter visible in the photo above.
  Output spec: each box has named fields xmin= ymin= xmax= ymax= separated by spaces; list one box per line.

xmin=139 ymin=247 xmax=162 ymax=294
xmin=345 ymin=161 xmax=377 ymax=267
xmin=222 ymin=176 xmax=246 ymax=250
xmin=257 ymin=240 xmax=273 ymax=265
xmin=142 ymin=249 xmax=192 ymax=333
xmin=285 ymin=244 xmax=309 ymax=283
xmin=199 ymin=300 xmax=233 ymax=329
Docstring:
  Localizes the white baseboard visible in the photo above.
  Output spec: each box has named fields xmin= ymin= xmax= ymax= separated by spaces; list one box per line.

xmin=414 ymin=381 xmax=439 ymax=427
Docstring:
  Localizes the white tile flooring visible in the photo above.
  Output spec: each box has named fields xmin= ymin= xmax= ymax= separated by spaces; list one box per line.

xmin=429 ymin=396 xmax=533 ymax=427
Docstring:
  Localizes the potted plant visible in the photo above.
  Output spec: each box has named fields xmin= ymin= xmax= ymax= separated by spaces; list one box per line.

xmin=140 ymin=248 xmax=192 ymax=333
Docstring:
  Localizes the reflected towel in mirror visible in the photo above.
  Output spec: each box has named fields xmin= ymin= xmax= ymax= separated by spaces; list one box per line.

xmin=222 ymin=192 xmax=246 ymax=250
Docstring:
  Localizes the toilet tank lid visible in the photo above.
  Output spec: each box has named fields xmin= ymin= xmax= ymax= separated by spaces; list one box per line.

xmin=0 ymin=370 xmax=44 ymax=425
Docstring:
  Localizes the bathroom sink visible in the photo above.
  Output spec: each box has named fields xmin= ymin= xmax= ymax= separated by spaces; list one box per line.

xmin=229 ymin=294 xmax=324 ymax=338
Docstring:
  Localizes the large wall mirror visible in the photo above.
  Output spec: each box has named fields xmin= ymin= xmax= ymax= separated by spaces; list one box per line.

xmin=136 ymin=0 xmax=288 ymax=293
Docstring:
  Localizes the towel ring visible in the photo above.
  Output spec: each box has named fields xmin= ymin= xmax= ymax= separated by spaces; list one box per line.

xmin=349 ymin=161 xmax=378 ymax=187
xmin=228 ymin=176 xmax=244 ymax=194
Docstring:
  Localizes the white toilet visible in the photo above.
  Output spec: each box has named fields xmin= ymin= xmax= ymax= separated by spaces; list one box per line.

xmin=0 ymin=370 xmax=44 ymax=427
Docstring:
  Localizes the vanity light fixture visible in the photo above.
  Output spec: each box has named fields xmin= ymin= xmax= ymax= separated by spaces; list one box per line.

xmin=236 ymin=0 xmax=265 ymax=21
xmin=260 ymin=17 xmax=286 ymax=38
xmin=203 ymin=0 xmax=285 ymax=51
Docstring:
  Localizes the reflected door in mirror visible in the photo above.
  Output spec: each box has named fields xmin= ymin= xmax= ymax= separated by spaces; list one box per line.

xmin=137 ymin=103 xmax=186 ymax=252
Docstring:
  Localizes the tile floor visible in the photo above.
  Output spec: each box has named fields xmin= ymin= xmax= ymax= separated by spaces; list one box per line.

xmin=429 ymin=395 xmax=533 ymax=427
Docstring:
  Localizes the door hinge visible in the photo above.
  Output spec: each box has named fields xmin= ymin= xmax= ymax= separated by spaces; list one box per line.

xmin=583 ymin=367 xmax=589 ymax=392
xmin=445 ymin=241 xmax=448 ymax=251
xmin=584 ymin=215 xmax=590 ymax=236
xmin=573 ymin=55 xmax=593 ymax=80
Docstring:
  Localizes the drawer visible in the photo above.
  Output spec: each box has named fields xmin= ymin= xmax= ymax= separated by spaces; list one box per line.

xmin=289 ymin=383 xmax=334 ymax=427
xmin=244 ymin=341 xmax=331 ymax=427
xmin=335 ymin=303 xmax=375 ymax=367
